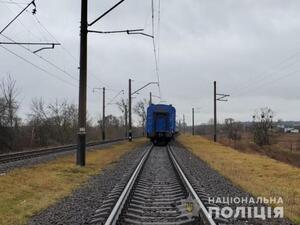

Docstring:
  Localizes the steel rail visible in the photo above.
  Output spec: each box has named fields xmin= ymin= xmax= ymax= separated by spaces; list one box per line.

xmin=168 ymin=145 xmax=217 ymax=225
xmin=0 ymin=138 xmax=132 ymax=164
xmin=104 ymin=144 xmax=153 ymax=225
xmin=102 ymin=144 xmax=217 ymax=225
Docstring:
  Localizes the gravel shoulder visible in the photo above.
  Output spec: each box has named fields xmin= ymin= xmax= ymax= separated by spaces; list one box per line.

xmin=172 ymin=142 xmax=294 ymax=225
xmin=27 ymin=144 xmax=147 ymax=225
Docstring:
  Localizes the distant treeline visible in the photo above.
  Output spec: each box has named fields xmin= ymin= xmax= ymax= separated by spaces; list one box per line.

xmin=0 ymin=76 xmax=146 ymax=154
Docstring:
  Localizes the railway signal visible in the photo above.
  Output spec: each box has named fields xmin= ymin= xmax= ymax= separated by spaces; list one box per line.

xmin=213 ymin=81 xmax=230 ymax=142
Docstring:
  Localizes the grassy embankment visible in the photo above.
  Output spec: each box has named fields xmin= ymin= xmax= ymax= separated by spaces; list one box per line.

xmin=178 ymin=135 xmax=300 ymax=224
xmin=216 ymin=133 xmax=300 ymax=168
xmin=0 ymin=139 xmax=146 ymax=225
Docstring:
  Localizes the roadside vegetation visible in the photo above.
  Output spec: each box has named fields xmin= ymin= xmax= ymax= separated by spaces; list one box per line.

xmin=217 ymin=133 xmax=300 ymax=168
xmin=178 ymin=134 xmax=300 ymax=224
xmin=184 ymin=107 xmax=300 ymax=168
xmin=0 ymin=139 xmax=146 ymax=225
xmin=0 ymin=75 xmax=145 ymax=154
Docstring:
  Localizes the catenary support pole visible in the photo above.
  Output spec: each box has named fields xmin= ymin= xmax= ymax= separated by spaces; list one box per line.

xmin=77 ymin=0 xmax=88 ymax=166
xmin=125 ymin=104 xmax=128 ymax=138
xmin=102 ymin=87 xmax=106 ymax=140
xmin=149 ymin=92 xmax=152 ymax=105
xmin=214 ymin=81 xmax=217 ymax=142
xmin=128 ymin=79 xmax=132 ymax=141
xmin=192 ymin=108 xmax=195 ymax=136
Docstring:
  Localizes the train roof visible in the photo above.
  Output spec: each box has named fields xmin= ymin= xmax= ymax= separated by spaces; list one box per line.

xmin=147 ymin=104 xmax=175 ymax=113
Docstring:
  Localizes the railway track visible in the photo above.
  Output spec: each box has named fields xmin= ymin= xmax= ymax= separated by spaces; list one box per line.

xmin=0 ymin=138 xmax=127 ymax=164
xmin=88 ymin=144 xmax=217 ymax=225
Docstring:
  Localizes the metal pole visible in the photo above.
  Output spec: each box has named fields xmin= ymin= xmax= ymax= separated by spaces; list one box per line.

xmin=192 ymin=108 xmax=195 ymax=136
xmin=214 ymin=81 xmax=217 ymax=142
xmin=149 ymin=92 xmax=152 ymax=105
xmin=125 ymin=104 xmax=128 ymax=138
xmin=102 ymin=87 xmax=106 ymax=140
xmin=183 ymin=114 xmax=186 ymax=134
xmin=77 ymin=0 xmax=88 ymax=166
xmin=128 ymin=79 xmax=132 ymax=141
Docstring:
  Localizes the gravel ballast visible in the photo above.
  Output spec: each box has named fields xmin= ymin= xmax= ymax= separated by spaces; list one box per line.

xmin=28 ymin=144 xmax=147 ymax=225
xmin=25 ymin=141 xmax=294 ymax=225
xmin=171 ymin=143 xmax=294 ymax=225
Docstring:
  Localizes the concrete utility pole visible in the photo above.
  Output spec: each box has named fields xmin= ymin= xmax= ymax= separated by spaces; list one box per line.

xmin=192 ymin=108 xmax=195 ymax=136
xmin=102 ymin=87 xmax=106 ymax=140
xmin=213 ymin=81 xmax=230 ymax=142
xmin=128 ymin=79 xmax=132 ymax=141
xmin=77 ymin=0 xmax=88 ymax=166
xmin=214 ymin=81 xmax=217 ymax=142
xmin=125 ymin=104 xmax=128 ymax=138
xmin=183 ymin=114 xmax=186 ymax=134
xmin=76 ymin=0 xmax=143 ymax=166
xmin=128 ymin=80 xmax=158 ymax=141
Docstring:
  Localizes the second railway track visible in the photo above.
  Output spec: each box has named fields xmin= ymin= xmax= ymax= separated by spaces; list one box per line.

xmin=0 ymin=138 xmax=127 ymax=164
xmin=88 ymin=144 xmax=217 ymax=225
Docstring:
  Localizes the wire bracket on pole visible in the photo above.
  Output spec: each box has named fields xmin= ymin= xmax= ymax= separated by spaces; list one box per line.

xmin=33 ymin=43 xmax=56 ymax=53
xmin=0 ymin=42 xmax=61 ymax=53
xmin=131 ymin=82 xmax=159 ymax=96
xmin=216 ymin=93 xmax=230 ymax=101
xmin=88 ymin=29 xmax=153 ymax=38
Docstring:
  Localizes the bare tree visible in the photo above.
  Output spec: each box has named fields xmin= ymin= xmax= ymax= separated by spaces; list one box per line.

xmin=224 ymin=118 xmax=242 ymax=141
xmin=252 ymin=107 xmax=274 ymax=146
xmin=28 ymin=99 xmax=78 ymax=146
xmin=0 ymin=75 xmax=20 ymax=152
xmin=116 ymin=98 xmax=128 ymax=137
xmin=28 ymin=98 xmax=50 ymax=146
xmin=133 ymin=99 xmax=148 ymax=135
xmin=48 ymin=100 xmax=78 ymax=144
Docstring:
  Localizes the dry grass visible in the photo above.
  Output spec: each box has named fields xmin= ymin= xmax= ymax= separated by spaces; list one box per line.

xmin=178 ymin=135 xmax=300 ymax=224
xmin=0 ymin=139 xmax=146 ymax=225
xmin=217 ymin=135 xmax=300 ymax=168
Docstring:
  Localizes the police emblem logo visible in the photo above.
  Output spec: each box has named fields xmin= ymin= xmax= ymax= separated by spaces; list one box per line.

xmin=177 ymin=195 xmax=201 ymax=219
xmin=185 ymin=202 xmax=194 ymax=213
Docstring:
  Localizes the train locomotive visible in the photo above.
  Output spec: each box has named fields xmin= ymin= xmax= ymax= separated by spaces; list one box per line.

xmin=146 ymin=104 xmax=176 ymax=145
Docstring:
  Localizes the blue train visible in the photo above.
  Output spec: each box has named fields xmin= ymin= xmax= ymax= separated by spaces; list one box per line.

xmin=146 ymin=104 xmax=176 ymax=145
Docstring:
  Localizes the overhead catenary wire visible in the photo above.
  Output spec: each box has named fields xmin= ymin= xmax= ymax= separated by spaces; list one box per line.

xmin=157 ymin=0 xmax=161 ymax=73
xmin=234 ymin=67 xmax=300 ymax=97
xmin=151 ymin=0 xmax=161 ymax=98
xmin=0 ymin=1 xmax=27 ymax=4
xmin=1 ymin=2 xmax=80 ymax=84
xmin=232 ymin=50 xmax=300 ymax=96
xmin=4 ymin=3 xmax=45 ymax=41
xmin=6 ymin=2 xmax=110 ymax=89
xmin=1 ymin=33 xmax=79 ymax=82
xmin=32 ymin=14 xmax=111 ymax=88
xmin=0 ymin=0 xmax=36 ymax=35
xmin=0 ymin=45 xmax=78 ymax=88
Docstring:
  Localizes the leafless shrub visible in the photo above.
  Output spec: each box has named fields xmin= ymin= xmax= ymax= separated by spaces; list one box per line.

xmin=0 ymin=75 xmax=21 ymax=152
xmin=224 ymin=118 xmax=242 ymax=141
xmin=28 ymin=99 xmax=78 ymax=146
xmin=133 ymin=99 xmax=148 ymax=135
xmin=252 ymin=107 xmax=274 ymax=146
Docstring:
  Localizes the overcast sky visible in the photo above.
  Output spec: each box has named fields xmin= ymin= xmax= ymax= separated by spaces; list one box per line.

xmin=1 ymin=0 xmax=300 ymax=125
